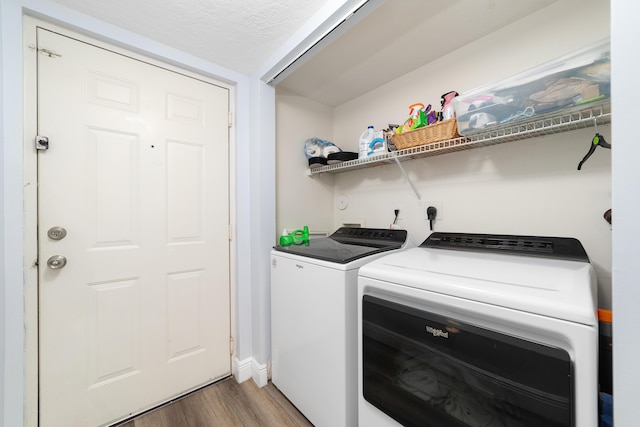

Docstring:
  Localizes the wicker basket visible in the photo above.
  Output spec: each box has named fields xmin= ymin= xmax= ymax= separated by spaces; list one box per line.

xmin=392 ymin=119 xmax=460 ymax=150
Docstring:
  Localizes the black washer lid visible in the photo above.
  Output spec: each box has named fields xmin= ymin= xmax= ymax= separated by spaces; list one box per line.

xmin=421 ymin=232 xmax=589 ymax=262
xmin=274 ymin=227 xmax=407 ymax=264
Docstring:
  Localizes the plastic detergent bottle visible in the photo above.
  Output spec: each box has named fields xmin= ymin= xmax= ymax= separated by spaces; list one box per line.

xmin=359 ymin=126 xmax=374 ymax=159
xmin=279 ymin=226 xmax=310 ymax=246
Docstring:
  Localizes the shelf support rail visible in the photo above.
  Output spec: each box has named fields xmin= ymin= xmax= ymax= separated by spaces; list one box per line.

xmin=392 ymin=156 xmax=421 ymax=200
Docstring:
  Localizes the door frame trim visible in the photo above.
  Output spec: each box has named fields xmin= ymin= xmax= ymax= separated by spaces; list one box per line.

xmin=22 ymin=16 xmax=237 ymax=426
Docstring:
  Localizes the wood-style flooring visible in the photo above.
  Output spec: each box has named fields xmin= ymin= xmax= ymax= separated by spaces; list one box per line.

xmin=116 ymin=377 xmax=314 ymax=427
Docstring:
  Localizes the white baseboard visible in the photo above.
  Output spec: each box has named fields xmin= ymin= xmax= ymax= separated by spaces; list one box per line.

xmin=232 ymin=356 xmax=269 ymax=387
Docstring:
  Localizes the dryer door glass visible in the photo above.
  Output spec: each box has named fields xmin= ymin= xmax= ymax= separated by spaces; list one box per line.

xmin=362 ymin=295 xmax=573 ymax=427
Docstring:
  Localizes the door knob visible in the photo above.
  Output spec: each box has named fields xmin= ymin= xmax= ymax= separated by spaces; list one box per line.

xmin=47 ymin=255 xmax=67 ymax=270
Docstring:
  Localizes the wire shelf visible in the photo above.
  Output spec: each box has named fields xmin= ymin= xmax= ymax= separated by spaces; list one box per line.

xmin=308 ymin=100 xmax=611 ymax=175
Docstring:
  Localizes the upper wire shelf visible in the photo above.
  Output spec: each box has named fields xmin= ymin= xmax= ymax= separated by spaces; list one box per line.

xmin=308 ymin=100 xmax=611 ymax=175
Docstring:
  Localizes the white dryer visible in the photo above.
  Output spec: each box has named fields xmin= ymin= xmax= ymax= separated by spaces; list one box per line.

xmin=358 ymin=232 xmax=598 ymax=427
xmin=271 ymin=227 xmax=411 ymax=427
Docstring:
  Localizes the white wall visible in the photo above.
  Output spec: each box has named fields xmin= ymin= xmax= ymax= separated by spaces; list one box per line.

xmin=275 ymin=88 xmax=336 ymax=235
xmin=249 ymin=78 xmax=276 ymax=383
xmin=0 ymin=2 xmax=25 ymax=425
xmin=0 ymin=0 xmax=6 ymax=420
xmin=333 ymin=0 xmax=611 ymax=308
xmin=611 ymin=1 xmax=640 ymax=425
xmin=276 ymin=0 xmax=613 ymax=307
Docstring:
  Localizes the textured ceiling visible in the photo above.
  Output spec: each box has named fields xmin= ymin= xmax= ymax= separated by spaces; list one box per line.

xmin=49 ymin=0 xmax=331 ymax=75
xmin=49 ymin=0 xmax=556 ymax=106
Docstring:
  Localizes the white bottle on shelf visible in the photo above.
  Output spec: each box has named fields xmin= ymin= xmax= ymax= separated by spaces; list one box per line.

xmin=359 ymin=125 xmax=374 ymax=159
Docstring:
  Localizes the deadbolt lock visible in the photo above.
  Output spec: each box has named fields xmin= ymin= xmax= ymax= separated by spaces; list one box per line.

xmin=47 ymin=226 xmax=67 ymax=240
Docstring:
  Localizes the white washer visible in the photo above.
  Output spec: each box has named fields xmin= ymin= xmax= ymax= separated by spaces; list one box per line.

xmin=271 ymin=227 xmax=412 ymax=427
xmin=358 ymin=232 xmax=598 ymax=427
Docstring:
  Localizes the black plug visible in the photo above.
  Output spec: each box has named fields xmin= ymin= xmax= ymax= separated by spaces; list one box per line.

xmin=427 ymin=206 xmax=437 ymax=231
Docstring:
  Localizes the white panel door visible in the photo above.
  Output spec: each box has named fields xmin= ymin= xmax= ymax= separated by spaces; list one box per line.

xmin=36 ymin=28 xmax=231 ymax=426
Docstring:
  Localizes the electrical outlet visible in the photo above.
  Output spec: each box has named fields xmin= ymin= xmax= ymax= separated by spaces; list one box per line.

xmin=422 ymin=201 xmax=443 ymax=220
xmin=393 ymin=204 xmax=403 ymax=220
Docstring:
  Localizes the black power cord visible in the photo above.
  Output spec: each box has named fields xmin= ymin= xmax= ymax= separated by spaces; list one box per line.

xmin=427 ymin=206 xmax=437 ymax=231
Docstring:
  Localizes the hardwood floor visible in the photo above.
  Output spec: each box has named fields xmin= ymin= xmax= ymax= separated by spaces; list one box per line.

xmin=115 ymin=377 xmax=314 ymax=427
